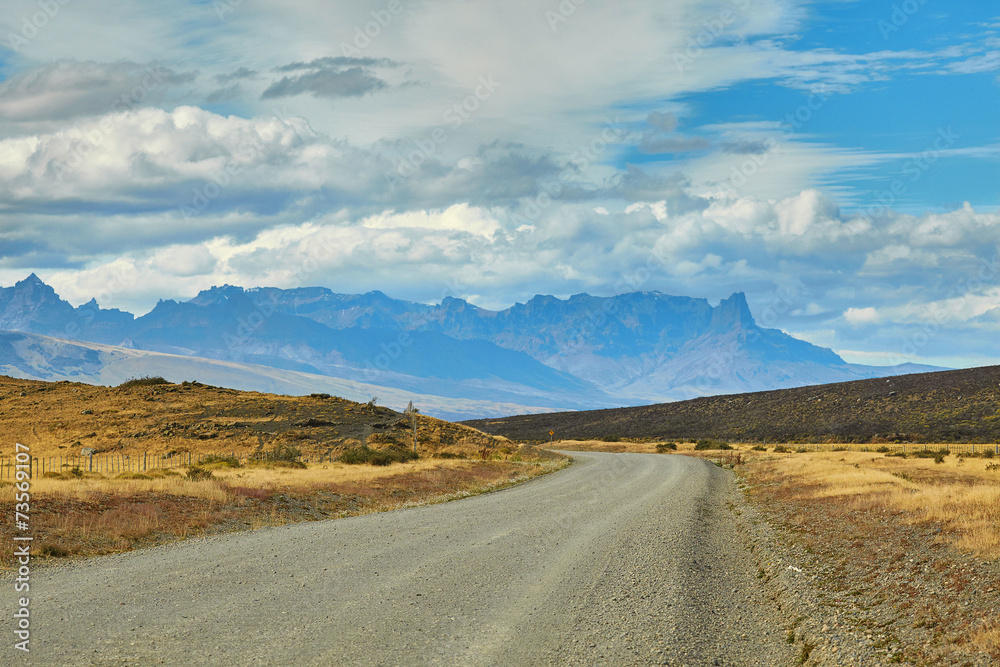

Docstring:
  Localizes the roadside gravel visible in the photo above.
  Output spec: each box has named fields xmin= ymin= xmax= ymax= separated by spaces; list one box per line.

xmin=8 ymin=452 xmax=801 ymax=666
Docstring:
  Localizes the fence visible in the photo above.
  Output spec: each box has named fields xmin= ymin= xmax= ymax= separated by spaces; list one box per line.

xmin=0 ymin=451 xmax=325 ymax=480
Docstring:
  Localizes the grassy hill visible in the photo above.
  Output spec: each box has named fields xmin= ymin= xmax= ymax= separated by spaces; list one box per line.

xmin=0 ymin=375 xmax=562 ymax=563
xmin=464 ymin=366 xmax=1000 ymax=444
xmin=0 ymin=375 xmax=510 ymax=461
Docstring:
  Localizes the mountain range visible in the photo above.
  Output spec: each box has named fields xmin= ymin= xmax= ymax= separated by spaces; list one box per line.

xmin=0 ymin=274 xmax=941 ymax=419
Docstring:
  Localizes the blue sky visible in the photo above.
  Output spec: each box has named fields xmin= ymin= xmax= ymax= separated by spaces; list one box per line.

xmin=0 ymin=0 xmax=998 ymax=368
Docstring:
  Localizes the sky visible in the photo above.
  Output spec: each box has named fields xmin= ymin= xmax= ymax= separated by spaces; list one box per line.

xmin=0 ymin=0 xmax=998 ymax=369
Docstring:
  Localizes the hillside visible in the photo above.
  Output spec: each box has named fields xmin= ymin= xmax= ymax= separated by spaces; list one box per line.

xmin=464 ymin=365 xmax=1000 ymax=444
xmin=0 ymin=375 xmax=510 ymax=461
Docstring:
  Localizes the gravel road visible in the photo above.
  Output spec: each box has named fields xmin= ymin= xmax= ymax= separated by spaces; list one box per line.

xmin=13 ymin=452 xmax=796 ymax=666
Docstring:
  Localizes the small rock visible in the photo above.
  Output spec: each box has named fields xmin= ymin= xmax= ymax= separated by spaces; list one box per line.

xmin=81 ymin=447 xmax=97 ymax=456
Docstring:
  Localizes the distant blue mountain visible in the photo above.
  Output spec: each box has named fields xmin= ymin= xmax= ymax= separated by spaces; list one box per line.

xmin=0 ymin=275 xmax=944 ymax=416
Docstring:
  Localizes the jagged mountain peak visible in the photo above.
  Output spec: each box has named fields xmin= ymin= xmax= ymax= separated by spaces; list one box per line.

xmin=710 ymin=292 xmax=755 ymax=329
xmin=13 ymin=273 xmax=56 ymax=294
xmin=189 ymin=284 xmax=247 ymax=305
xmin=21 ymin=272 xmax=45 ymax=284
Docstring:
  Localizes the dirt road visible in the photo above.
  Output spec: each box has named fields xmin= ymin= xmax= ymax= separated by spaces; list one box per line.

xmin=13 ymin=452 xmax=795 ymax=665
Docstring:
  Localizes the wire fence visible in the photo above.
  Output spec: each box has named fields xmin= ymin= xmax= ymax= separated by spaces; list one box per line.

xmin=0 ymin=451 xmax=326 ymax=480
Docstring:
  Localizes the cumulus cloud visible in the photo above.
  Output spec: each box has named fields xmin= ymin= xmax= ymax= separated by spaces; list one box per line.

xmin=0 ymin=106 xmax=378 ymax=204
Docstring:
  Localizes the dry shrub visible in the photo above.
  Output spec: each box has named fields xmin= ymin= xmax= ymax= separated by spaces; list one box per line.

xmin=972 ymin=621 xmax=1000 ymax=659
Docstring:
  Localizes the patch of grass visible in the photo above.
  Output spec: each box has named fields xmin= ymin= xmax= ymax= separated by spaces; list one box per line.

xmin=185 ymin=467 xmax=213 ymax=481
xmin=694 ymin=439 xmax=732 ymax=450
xmin=199 ymin=454 xmax=241 ymax=468
xmin=910 ymin=449 xmax=950 ymax=462
xmin=117 ymin=376 xmax=169 ymax=389
xmin=246 ymin=444 xmax=306 ymax=468
xmin=339 ymin=445 xmax=419 ymax=466
xmin=38 ymin=543 xmax=71 ymax=558
xmin=751 ymin=445 xmax=767 ymax=451
xmin=656 ymin=442 xmax=677 ymax=453
xmin=773 ymin=445 xmax=790 ymax=453
xmin=796 ymin=642 xmax=815 ymax=665
xmin=599 ymin=434 xmax=621 ymax=442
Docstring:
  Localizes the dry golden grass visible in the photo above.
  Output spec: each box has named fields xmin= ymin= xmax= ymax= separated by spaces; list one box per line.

xmin=973 ymin=622 xmax=1000 ymax=656
xmin=552 ymin=439 xmax=661 ymax=453
xmin=20 ymin=458 xmax=490 ymax=499
xmin=742 ymin=448 xmax=1000 ymax=559
xmin=24 ymin=470 xmax=230 ymax=502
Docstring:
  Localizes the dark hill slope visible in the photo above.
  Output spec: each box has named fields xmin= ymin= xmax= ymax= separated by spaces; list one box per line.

xmin=463 ymin=366 xmax=1000 ymax=444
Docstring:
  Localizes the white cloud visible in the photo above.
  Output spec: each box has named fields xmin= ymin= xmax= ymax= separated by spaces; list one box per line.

xmin=150 ymin=245 xmax=217 ymax=277
xmin=0 ymin=106 xmax=366 ymax=203
xmin=360 ymin=204 xmax=500 ymax=237
xmin=844 ymin=307 xmax=881 ymax=325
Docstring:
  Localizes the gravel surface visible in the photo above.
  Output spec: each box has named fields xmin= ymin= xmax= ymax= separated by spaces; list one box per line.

xmin=8 ymin=452 xmax=800 ymax=666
